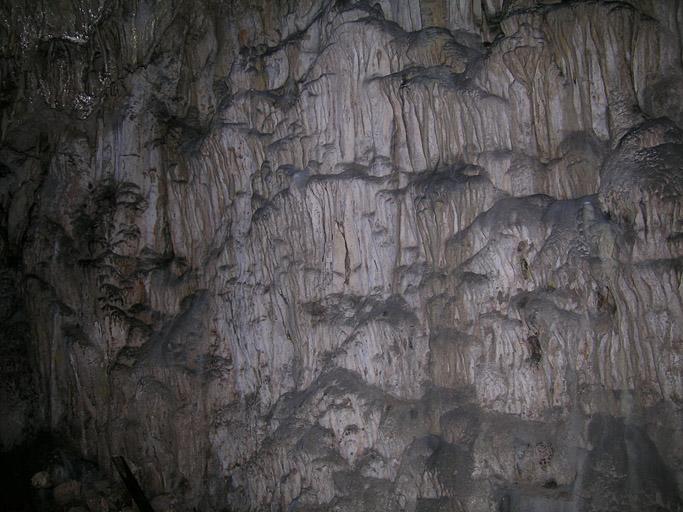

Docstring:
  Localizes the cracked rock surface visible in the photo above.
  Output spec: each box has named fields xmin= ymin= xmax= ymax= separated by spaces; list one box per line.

xmin=1 ymin=0 xmax=682 ymax=510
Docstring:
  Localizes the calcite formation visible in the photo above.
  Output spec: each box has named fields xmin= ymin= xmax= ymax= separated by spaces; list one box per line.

xmin=1 ymin=0 xmax=682 ymax=510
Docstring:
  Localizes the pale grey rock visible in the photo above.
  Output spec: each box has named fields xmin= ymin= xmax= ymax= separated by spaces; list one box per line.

xmin=0 ymin=0 xmax=682 ymax=511
xmin=31 ymin=470 xmax=53 ymax=489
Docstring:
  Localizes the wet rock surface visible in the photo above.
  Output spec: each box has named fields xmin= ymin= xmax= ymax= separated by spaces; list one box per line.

xmin=1 ymin=0 xmax=682 ymax=510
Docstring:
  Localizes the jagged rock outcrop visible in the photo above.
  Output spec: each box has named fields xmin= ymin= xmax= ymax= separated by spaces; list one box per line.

xmin=1 ymin=0 xmax=682 ymax=510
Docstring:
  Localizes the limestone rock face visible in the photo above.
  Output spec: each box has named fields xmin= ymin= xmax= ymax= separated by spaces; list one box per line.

xmin=1 ymin=0 xmax=682 ymax=510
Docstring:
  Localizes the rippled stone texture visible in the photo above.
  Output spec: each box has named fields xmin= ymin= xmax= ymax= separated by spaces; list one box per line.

xmin=1 ymin=0 xmax=682 ymax=510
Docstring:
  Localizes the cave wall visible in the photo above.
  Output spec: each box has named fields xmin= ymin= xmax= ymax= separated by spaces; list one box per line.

xmin=1 ymin=0 xmax=682 ymax=510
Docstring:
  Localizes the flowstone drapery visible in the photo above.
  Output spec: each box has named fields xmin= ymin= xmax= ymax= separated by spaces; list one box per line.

xmin=1 ymin=1 xmax=682 ymax=510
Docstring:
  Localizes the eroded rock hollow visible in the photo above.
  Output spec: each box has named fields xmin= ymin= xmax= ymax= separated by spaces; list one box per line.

xmin=1 ymin=0 xmax=682 ymax=510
